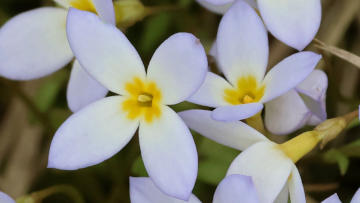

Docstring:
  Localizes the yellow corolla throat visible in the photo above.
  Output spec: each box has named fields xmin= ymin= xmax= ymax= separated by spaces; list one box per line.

xmin=224 ymin=76 xmax=265 ymax=105
xmin=69 ymin=0 xmax=96 ymax=13
xmin=122 ymin=77 xmax=162 ymax=123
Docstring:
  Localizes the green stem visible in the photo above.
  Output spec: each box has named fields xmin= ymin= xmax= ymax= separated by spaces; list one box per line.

xmin=26 ymin=185 xmax=84 ymax=203
xmin=245 ymin=112 xmax=267 ymax=135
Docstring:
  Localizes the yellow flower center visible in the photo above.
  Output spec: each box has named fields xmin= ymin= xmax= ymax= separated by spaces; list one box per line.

xmin=224 ymin=76 xmax=265 ymax=105
xmin=122 ymin=77 xmax=162 ymax=123
xmin=69 ymin=0 xmax=96 ymax=13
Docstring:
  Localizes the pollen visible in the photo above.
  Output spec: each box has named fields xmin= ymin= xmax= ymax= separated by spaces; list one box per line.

xmin=122 ymin=77 xmax=162 ymax=123
xmin=70 ymin=0 xmax=96 ymax=13
xmin=223 ymin=76 xmax=265 ymax=105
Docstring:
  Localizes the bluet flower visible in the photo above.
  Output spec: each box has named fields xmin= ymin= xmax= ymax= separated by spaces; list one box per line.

xmin=322 ymin=188 xmax=360 ymax=203
xmin=0 ymin=191 xmax=14 ymax=203
xmin=0 ymin=0 xmax=115 ymax=112
xmin=48 ymin=8 xmax=208 ymax=200
xmin=189 ymin=1 xmax=321 ymax=122
xmin=196 ymin=0 xmax=321 ymax=51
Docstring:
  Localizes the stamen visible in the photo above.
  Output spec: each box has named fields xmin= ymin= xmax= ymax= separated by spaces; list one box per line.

xmin=138 ymin=94 xmax=153 ymax=103
xmin=242 ymin=95 xmax=254 ymax=104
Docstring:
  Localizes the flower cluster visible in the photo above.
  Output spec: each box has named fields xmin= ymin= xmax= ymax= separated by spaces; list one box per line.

xmin=0 ymin=0 xmax=359 ymax=202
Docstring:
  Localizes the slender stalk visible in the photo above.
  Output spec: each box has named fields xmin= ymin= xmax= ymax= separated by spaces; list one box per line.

xmin=30 ymin=185 xmax=84 ymax=203
xmin=245 ymin=112 xmax=267 ymax=135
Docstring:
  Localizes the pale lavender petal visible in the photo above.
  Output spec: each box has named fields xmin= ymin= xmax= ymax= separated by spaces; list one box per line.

xmin=212 ymin=103 xmax=263 ymax=121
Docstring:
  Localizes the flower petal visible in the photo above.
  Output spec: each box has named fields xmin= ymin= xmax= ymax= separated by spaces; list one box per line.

xmin=264 ymin=90 xmax=310 ymax=135
xmin=213 ymin=174 xmax=259 ymax=203
xmin=0 ymin=8 xmax=73 ymax=80
xmin=196 ymin=0 xmax=232 ymax=14
xmin=139 ymin=106 xmax=197 ymax=200
xmin=147 ymin=33 xmax=207 ymax=105
xmin=217 ymin=0 xmax=268 ymax=85
xmin=212 ymin=103 xmax=264 ymax=121
xmin=187 ymin=72 xmax=233 ymax=107
xmin=67 ymin=60 xmax=108 ymax=112
xmin=261 ymin=52 xmax=322 ymax=103
xmin=92 ymin=0 xmax=116 ymax=25
xmin=274 ymin=183 xmax=289 ymax=203
xmin=288 ymin=166 xmax=306 ymax=203
xmin=227 ymin=141 xmax=293 ymax=203
xmin=0 ymin=192 xmax=15 ymax=203
xmin=48 ymin=96 xmax=139 ymax=170
xmin=351 ymin=188 xmax=360 ymax=203
xmin=130 ymin=177 xmax=201 ymax=203
xmin=179 ymin=110 xmax=268 ymax=151
xmin=257 ymin=0 xmax=321 ymax=51
xmin=66 ymin=8 xmax=146 ymax=95
xmin=321 ymin=194 xmax=341 ymax=203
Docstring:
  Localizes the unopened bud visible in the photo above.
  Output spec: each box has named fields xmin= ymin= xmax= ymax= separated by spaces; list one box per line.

xmin=315 ymin=118 xmax=346 ymax=149
xmin=114 ymin=0 xmax=146 ymax=29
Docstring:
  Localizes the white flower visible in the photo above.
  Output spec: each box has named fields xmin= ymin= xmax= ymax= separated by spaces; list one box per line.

xmin=180 ymin=110 xmax=322 ymax=203
xmin=130 ymin=177 xmax=201 ymax=203
xmin=47 ymin=8 xmax=208 ymax=200
xmin=196 ymin=0 xmax=321 ymax=51
xmin=0 ymin=191 xmax=14 ymax=203
xmin=265 ymin=69 xmax=328 ymax=135
xmin=322 ymin=188 xmax=360 ymax=203
xmin=0 ymin=0 xmax=115 ymax=112
xmin=188 ymin=1 xmax=322 ymax=122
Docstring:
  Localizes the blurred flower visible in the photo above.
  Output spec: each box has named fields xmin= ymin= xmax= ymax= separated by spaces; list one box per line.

xmin=130 ymin=177 xmax=201 ymax=203
xmin=0 ymin=191 xmax=15 ymax=203
xmin=0 ymin=0 xmax=115 ymax=112
xmin=48 ymin=8 xmax=207 ymax=200
xmin=265 ymin=69 xmax=328 ymax=135
xmin=180 ymin=110 xmax=327 ymax=203
xmin=188 ymin=1 xmax=321 ymax=122
xmin=213 ymin=174 xmax=259 ymax=203
xmin=322 ymin=188 xmax=360 ymax=203
xmin=196 ymin=0 xmax=321 ymax=51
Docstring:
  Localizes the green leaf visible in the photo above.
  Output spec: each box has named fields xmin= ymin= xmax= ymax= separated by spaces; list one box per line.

xmin=323 ymin=149 xmax=350 ymax=175
xmin=131 ymin=156 xmax=148 ymax=177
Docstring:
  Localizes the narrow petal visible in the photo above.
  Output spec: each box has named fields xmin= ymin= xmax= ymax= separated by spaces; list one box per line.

xmin=321 ymin=194 xmax=341 ymax=203
xmin=212 ymin=103 xmax=264 ymax=121
xmin=351 ymin=188 xmax=360 ymax=203
xmin=196 ymin=0 xmax=232 ymax=14
xmin=130 ymin=177 xmax=201 ymax=203
xmin=139 ymin=106 xmax=197 ymax=200
xmin=48 ymin=96 xmax=139 ymax=170
xmin=264 ymin=90 xmax=311 ymax=135
xmin=147 ymin=33 xmax=208 ymax=105
xmin=261 ymin=52 xmax=322 ymax=103
xmin=0 ymin=8 xmax=73 ymax=80
xmin=0 ymin=192 xmax=15 ymax=203
xmin=288 ymin=166 xmax=306 ymax=203
xmin=92 ymin=0 xmax=116 ymax=25
xmin=296 ymin=69 xmax=328 ymax=121
xmin=187 ymin=72 xmax=233 ymax=108
xmin=67 ymin=60 xmax=108 ymax=112
xmin=217 ymin=0 xmax=268 ymax=85
xmin=66 ymin=8 xmax=146 ymax=95
xmin=257 ymin=0 xmax=321 ymax=50
xmin=227 ymin=141 xmax=293 ymax=203
xmin=179 ymin=110 xmax=268 ymax=151
xmin=213 ymin=174 xmax=259 ymax=203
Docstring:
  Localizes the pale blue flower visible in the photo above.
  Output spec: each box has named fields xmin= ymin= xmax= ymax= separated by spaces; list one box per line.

xmin=322 ymin=188 xmax=360 ymax=203
xmin=0 ymin=191 xmax=14 ymax=203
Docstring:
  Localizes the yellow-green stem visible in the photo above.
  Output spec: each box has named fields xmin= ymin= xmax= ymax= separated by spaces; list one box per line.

xmin=246 ymin=112 xmax=267 ymax=135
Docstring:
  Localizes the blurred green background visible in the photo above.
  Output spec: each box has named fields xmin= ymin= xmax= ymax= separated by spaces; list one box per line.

xmin=0 ymin=0 xmax=360 ymax=202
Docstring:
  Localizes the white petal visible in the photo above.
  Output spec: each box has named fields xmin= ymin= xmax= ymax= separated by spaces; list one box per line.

xmin=227 ymin=141 xmax=293 ymax=203
xmin=48 ymin=96 xmax=139 ymax=170
xmin=66 ymin=8 xmax=146 ymax=95
xmin=147 ymin=33 xmax=208 ymax=105
xmin=217 ymin=0 xmax=268 ymax=85
xmin=187 ymin=72 xmax=233 ymax=108
xmin=261 ymin=52 xmax=322 ymax=103
xmin=351 ymin=188 xmax=360 ymax=203
xmin=179 ymin=110 xmax=268 ymax=151
xmin=213 ymin=174 xmax=259 ymax=203
xmin=0 ymin=8 xmax=73 ymax=80
xmin=130 ymin=177 xmax=201 ymax=203
xmin=212 ymin=103 xmax=264 ymax=121
xmin=92 ymin=0 xmax=115 ymax=25
xmin=0 ymin=192 xmax=15 ymax=203
xmin=67 ymin=60 xmax=108 ymax=112
xmin=288 ymin=166 xmax=306 ymax=203
xmin=139 ymin=106 xmax=198 ymax=200
xmin=257 ymin=0 xmax=321 ymax=50
xmin=274 ymin=183 xmax=289 ymax=203
xmin=322 ymin=194 xmax=342 ymax=203
xmin=196 ymin=0 xmax=232 ymax=14
xmin=264 ymin=90 xmax=311 ymax=135
xmin=296 ymin=69 xmax=328 ymax=121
